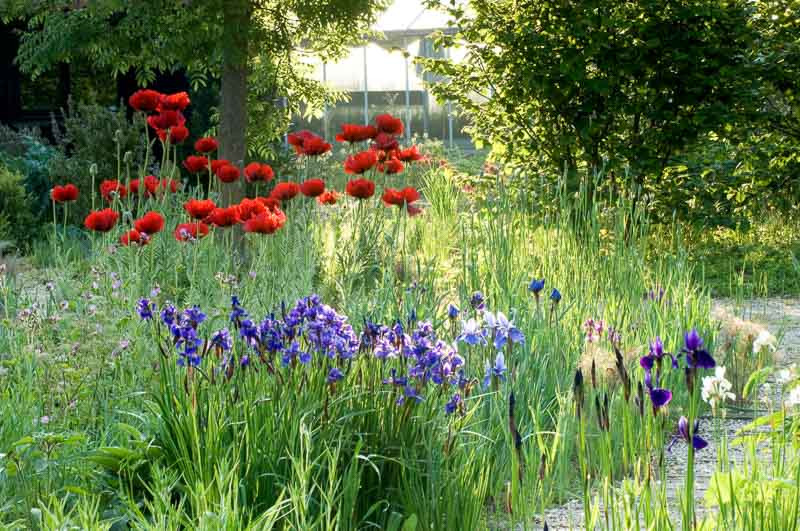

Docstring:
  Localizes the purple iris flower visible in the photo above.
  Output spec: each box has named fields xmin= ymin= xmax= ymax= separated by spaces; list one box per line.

xmin=382 ymin=368 xmax=407 ymax=387
xmin=211 ymin=328 xmax=232 ymax=351
xmin=396 ymin=385 xmax=424 ymax=405
xmin=470 ymin=291 xmax=486 ymax=310
xmin=160 ymin=304 xmax=177 ymax=326
xmin=483 ymin=311 xmax=525 ymax=350
xmin=457 ymin=318 xmax=488 ymax=346
xmin=682 ymin=329 xmax=715 ymax=369
xmin=648 ymin=387 xmax=673 ymax=413
xmin=230 ymin=295 xmax=247 ymax=323
xmin=137 ymin=298 xmax=156 ymax=320
xmin=675 ymin=416 xmax=708 ymax=450
xmin=447 ymin=304 xmax=460 ymax=319
xmin=528 ymin=278 xmax=545 ymax=295
xmin=445 ymin=393 xmax=463 ymax=415
xmin=281 ymin=341 xmax=311 ymax=366
xmin=483 ymin=352 xmax=507 ymax=388
xmin=373 ymin=336 xmax=398 ymax=359
xmin=327 ymin=367 xmax=344 ymax=384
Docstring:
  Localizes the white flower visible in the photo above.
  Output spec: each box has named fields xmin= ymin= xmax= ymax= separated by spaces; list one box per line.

xmin=752 ymin=330 xmax=777 ymax=355
xmin=776 ymin=364 xmax=798 ymax=385
xmin=785 ymin=386 xmax=800 ymax=408
xmin=701 ymin=366 xmax=736 ymax=410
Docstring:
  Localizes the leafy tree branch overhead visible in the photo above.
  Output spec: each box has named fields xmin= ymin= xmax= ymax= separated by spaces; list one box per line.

xmin=5 ymin=0 xmax=390 ymax=176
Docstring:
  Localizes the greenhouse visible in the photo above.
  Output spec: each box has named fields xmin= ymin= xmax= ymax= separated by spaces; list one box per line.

xmin=291 ymin=0 xmax=472 ymax=149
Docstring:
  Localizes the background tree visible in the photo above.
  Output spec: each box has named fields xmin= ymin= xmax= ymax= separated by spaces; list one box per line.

xmin=5 ymin=0 xmax=388 ymax=202
xmin=421 ymin=0 xmax=759 ymax=218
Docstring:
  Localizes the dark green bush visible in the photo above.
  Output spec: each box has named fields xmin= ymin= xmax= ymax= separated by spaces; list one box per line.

xmin=0 ymin=162 xmax=38 ymax=253
xmin=49 ymin=99 xmax=145 ymax=219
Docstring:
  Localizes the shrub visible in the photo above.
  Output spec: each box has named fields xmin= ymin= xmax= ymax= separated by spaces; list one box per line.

xmin=49 ymin=99 xmax=145 ymax=218
xmin=0 ymin=163 xmax=38 ymax=252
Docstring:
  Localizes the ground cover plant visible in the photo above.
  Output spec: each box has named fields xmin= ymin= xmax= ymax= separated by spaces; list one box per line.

xmin=0 ymin=88 xmax=796 ymax=531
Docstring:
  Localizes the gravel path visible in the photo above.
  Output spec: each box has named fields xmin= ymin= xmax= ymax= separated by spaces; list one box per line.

xmin=538 ymin=298 xmax=800 ymax=530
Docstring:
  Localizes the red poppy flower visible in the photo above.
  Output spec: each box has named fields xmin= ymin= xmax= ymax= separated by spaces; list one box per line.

xmin=335 ymin=124 xmax=378 ymax=143
xmin=120 ymin=229 xmax=149 ymax=246
xmin=100 ymin=180 xmax=127 ymax=202
xmin=300 ymin=136 xmax=332 ymax=156
xmin=195 ymin=137 xmax=219 ymax=153
xmin=158 ymin=125 xmax=189 ymax=144
xmin=300 ymin=178 xmax=325 ymax=197
xmin=129 ymin=89 xmax=162 ymax=113
xmin=206 ymin=206 xmax=240 ymax=227
xmin=210 ymin=159 xmax=231 ymax=175
xmin=243 ymin=210 xmax=287 ymax=234
xmin=84 ymin=208 xmax=119 ymax=232
xmin=244 ymin=162 xmax=275 ymax=183
xmin=184 ymin=199 xmax=216 ymax=220
xmin=160 ymin=178 xmax=180 ymax=193
xmin=317 ymin=190 xmax=340 ymax=205
xmin=51 ymin=184 xmax=79 ymax=203
xmin=174 ymin=222 xmax=210 ymax=241
xmin=382 ymin=186 xmax=420 ymax=206
xmin=159 ymin=92 xmax=191 ymax=111
xmin=147 ymin=110 xmax=185 ymax=131
xmin=134 ymin=211 xmax=165 ymax=234
xmin=256 ymin=196 xmax=281 ymax=210
xmin=216 ymin=164 xmax=240 ymax=183
xmin=287 ymin=130 xmax=316 ymax=150
xmin=378 ymin=158 xmax=404 ymax=175
xmin=271 ymin=182 xmax=301 ymax=202
xmin=344 ymin=150 xmax=378 ymax=174
xmin=396 ymin=145 xmax=424 ymax=162
xmin=130 ymin=175 xmax=160 ymax=197
xmin=375 ymin=113 xmax=404 ymax=136
xmin=372 ymin=132 xmax=399 ymax=152
xmin=237 ymin=198 xmax=267 ymax=221
xmin=183 ymin=155 xmax=209 ymax=173
xmin=345 ymin=178 xmax=375 ymax=200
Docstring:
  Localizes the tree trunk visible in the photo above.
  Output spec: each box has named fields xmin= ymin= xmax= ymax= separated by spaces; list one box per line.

xmin=219 ymin=0 xmax=249 ymax=208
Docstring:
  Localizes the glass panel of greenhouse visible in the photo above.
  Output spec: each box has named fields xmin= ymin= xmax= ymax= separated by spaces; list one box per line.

xmin=289 ymin=0 xmax=473 ymax=150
